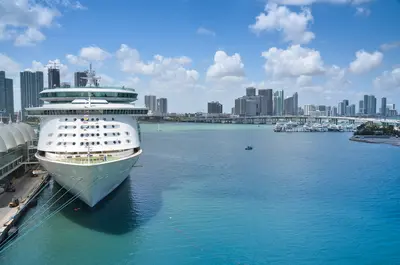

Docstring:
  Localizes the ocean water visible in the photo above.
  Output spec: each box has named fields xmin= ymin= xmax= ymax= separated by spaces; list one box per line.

xmin=1 ymin=123 xmax=400 ymax=265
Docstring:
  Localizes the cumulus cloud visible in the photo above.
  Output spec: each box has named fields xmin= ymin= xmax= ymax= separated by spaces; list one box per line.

xmin=268 ymin=0 xmax=373 ymax=5
xmin=249 ymin=3 xmax=315 ymax=44
xmin=0 ymin=0 xmax=85 ymax=46
xmin=349 ymin=50 xmax=383 ymax=74
xmin=373 ymin=68 xmax=400 ymax=91
xmin=197 ymin=27 xmax=216 ymax=36
xmin=0 ymin=53 xmax=20 ymax=74
xmin=116 ymin=44 xmax=198 ymax=84
xmin=262 ymin=45 xmax=325 ymax=78
xmin=206 ymin=51 xmax=245 ymax=82
xmin=66 ymin=46 xmax=111 ymax=66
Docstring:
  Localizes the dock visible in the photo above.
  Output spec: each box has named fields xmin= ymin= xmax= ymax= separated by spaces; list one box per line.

xmin=0 ymin=167 xmax=50 ymax=245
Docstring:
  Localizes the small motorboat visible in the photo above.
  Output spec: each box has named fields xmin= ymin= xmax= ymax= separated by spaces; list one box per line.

xmin=245 ymin=146 xmax=253 ymax=150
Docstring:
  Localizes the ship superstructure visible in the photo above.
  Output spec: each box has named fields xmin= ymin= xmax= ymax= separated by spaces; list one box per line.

xmin=26 ymin=66 xmax=148 ymax=207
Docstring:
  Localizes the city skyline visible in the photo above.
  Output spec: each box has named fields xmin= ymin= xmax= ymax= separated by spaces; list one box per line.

xmin=0 ymin=0 xmax=399 ymax=113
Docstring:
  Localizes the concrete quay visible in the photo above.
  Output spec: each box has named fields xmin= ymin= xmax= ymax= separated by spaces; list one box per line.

xmin=0 ymin=167 xmax=50 ymax=246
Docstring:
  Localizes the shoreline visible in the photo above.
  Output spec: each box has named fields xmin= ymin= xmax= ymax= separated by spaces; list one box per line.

xmin=349 ymin=135 xmax=400 ymax=146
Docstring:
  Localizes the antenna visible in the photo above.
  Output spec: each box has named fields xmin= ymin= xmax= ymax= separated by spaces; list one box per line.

xmin=80 ymin=63 xmax=101 ymax=87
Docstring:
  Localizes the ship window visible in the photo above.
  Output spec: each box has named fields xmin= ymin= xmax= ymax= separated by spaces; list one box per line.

xmin=97 ymin=142 xmax=100 ymax=145
xmin=91 ymin=118 xmax=94 ymax=121
xmin=92 ymin=142 xmax=95 ymax=145
xmin=85 ymin=133 xmax=89 ymax=137
xmin=73 ymin=142 xmax=76 ymax=145
xmin=73 ymin=134 xmax=76 ymax=137
xmin=64 ymin=142 xmax=66 ymax=145
xmin=126 ymin=140 xmax=130 ymax=143
xmin=80 ymin=134 xmax=83 ymax=137
xmin=81 ymin=118 xmax=84 ymax=121
xmin=74 ymin=118 xmax=77 ymax=121
xmin=118 ymin=140 xmax=121 ymax=144
xmin=86 ymin=142 xmax=89 ymax=146
xmin=104 ymin=141 xmax=108 ymax=144
xmin=103 ymin=118 xmax=106 ymax=121
xmin=65 ymin=118 xmax=68 ymax=121
xmin=48 ymin=133 xmax=53 ymax=137
xmin=96 ymin=118 xmax=99 ymax=121
xmin=91 ymin=133 xmax=94 ymax=137
xmin=80 ymin=142 xmax=84 ymax=146
xmin=113 ymin=141 xmax=116 ymax=144
xmin=96 ymin=125 xmax=99 ymax=128
xmin=113 ymin=133 xmax=115 ymax=136
xmin=125 ymin=132 xmax=129 ymax=135
xmin=117 ymin=133 xmax=120 ymax=136
xmin=64 ymin=134 xmax=67 ymax=137
xmin=73 ymin=126 xmax=77 ymax=129
xmin=57 ymin=142 xmax=61 ymax=145
xmin=112 ymin=125 xmax=115 ymax=128
xmin=104 ymin=125 xmax=107 ymax=128
xmin=104 ymin=133 xmax=107 ymax=136
xmin=112 ymin=118 xmax=115 ymax=121
xmin=96 ymin=133 xmax=99 ymax=136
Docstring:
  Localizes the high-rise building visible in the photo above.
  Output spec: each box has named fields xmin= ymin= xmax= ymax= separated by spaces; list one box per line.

xmin=74 ymin=71 xmax=88 ymax=87
xmin=293 ymin=92 xmax=298 ymax=115
xmin=381 ymin=97 xmax=387 ymax=116
xmin=359 ymin=100 xmax=364 ymax=115
xmin=144 ymin=95 xmax=157 ymax=113
xmin=0 ymin=71 xmax=14 ymax=117
xmin=258 ymin=89 xmax=273 ymax=115
xmin=363 ymin=95 xmax=369 ymax=115
xmin=20 ymin=71 xmax=44 ymax=119
xmin=207 ymin=101 xmax=223 ymax=114
xmin=367 ymin=95 xmax=377 ymax=115
xmin=338 ymin=102 xmax=345 ymax=116
xmin=284 ymin=96 xmax=294 ymax=115
xmin=331 ymin=106 xmax=338 ymax=116
xmin=157 ymin=98 xmax=168 ymax=115
xmin=273 ymin=90 xmax=284 ymax=115
xmin=304 ymin=104 xmax=316 ymax=116
xmin=245 ymin=99 xmax=257 ymax=116
xmin=246 ymin=87 xmax=256 ymax=97
xmin=48 ymin=67 xmax=61 ymax=88
xmin=349 ymin=104 xmax=356 ymax=116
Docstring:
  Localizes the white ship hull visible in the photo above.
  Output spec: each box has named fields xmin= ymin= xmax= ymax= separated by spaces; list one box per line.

xmin=36 ymin=151 xmax=141 ymax=207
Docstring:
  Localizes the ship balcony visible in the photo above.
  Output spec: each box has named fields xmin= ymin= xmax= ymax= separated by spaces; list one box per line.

xmin=37 ymin=148 xmax=141 ymax=165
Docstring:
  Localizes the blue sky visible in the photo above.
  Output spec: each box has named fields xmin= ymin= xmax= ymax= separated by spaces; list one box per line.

xmin=0 ymin=0 xmax=399 ymax=113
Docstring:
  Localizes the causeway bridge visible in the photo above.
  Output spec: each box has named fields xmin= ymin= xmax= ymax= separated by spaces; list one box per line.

xmin=139 ymin=115 xmax=400 ymax=125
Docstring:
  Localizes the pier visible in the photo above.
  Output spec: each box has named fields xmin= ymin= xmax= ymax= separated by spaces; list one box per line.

xmin=0 ymin=167 xmax=49 ymax=245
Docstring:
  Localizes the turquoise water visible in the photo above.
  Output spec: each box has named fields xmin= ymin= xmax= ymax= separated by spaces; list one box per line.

xmin=1 ymin=123 xmax=400 ymax=264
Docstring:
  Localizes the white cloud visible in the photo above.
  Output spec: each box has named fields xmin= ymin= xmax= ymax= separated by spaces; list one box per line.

xmin=249 ymin=3 xmax=315 ymax=44
xmin=373 ymin=68 xmax=400 ymax=91
xmin=262 ymin=45 xmax=325 ymax=78
xmin=0 ymin=53 xmax=20 ymax=74
xmin=66 ymin=54 xmax=88 ymax=66
xmin=355 ymin=7 xmax=371 ymax=16
xmin=206 ymin=51 xmax=245 ymax=82
xmin=197 ymin=27 xmax=216 ymax=36
xmin=380 ymin=41 xmax=400 ymax=52
xmin=116 ymin=44 xmax=198 ymax=85
xmin=296 ymin=75 xmax=313 ymax=86
xmin=14 ymin=28 xmax=46 ymax=46
xmin=268 ymin=0 xmax=373 ymax=5
xmin=349 ymin=50 xmax=383 ymax=74
xmin=0 ymin=0 xmax=85 ymax=46
xmin=79 ymin=46 xmax=111 ymax=61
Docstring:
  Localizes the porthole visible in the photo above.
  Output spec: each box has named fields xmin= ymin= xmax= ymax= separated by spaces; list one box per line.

xmin=57 ymin=142 xmax=61 ymax=146
xmin=96 ymin=133 xmax=99 ymax=136
xmin=64 ymin=134 xmax=67 ymax=137
xmin=113 ymin=141 xmax=116 ymax=144
xmin=96 ymin=118 xmax=99 ymax=121
xmin=86 ymin=142 xmax=89 ymax=146
xmin=96 ymin=125 xmax=99 ymax=128
xmin=104 ymin=125 xmax=107 ymax=128
xmin=117 ymin=133 xmax=120 ymax=136
xmin=118 ymin=140 xmax=121 ymax=144
xmin=64 ymin=142 xmax=66 ymax=146
xmin=91 ymin=133 xmax=94 ymax=137
xmin=48 ymin=133 xmax=53 ymax=137
xmin=104 ymin=141 xmax=108 ymax=144
xmin=73 ymin=134 xmax=76 ymax=137
xmin=81 ymin=118 xmax=84 ymax=121
xmin=73 ymin=142 xmax=76 ymax=145
xmin=80 ymin=134 xmax=84 ymax=137
xmin=125 ymin=132 xmax=129 ymax=136
xmin=80 ymin=143 xmax=84 ymax=146
xmin=73 ymin=126 xmax=76 ymax=129
xmin=91 ymin=118 xmax=94 ymax=121
xmin=74 ymin=118 xmax=77 ymax=121
xmin=97 ymin=142 xmax=100 ymax=145
xmin=113 ymin=133 xmax=116 ymax=136
xmin=112 ymin=125 xmax=115 ymax=128
xmin=112 ymin=118 xmax=114 ymax=121
xmin=126 ymin=140 xmax=130 ymax=143
xmin=65 ymin=118 xmax=68 ymax=121
xmin=103 ymin=118 xmax=106 ymax=121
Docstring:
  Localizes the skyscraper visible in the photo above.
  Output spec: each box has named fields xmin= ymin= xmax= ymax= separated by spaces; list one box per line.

xmin=74 ymin=71 xmax=88 ymax=87
xmin=144 ymin=95 xmax=157 ymax=113
xmin=208 ymin=101 xmax=223 ymax=114
xmin=284 ymin=96 xmax=294 ymax=115
xmin=273 ymin=90 xmax=284 ymax=115
xmin=363 ymin=95 xmax=369 ymax=115
xmin=258 ymin=89 xmax=273 ymax=115
xmin=246 ymin=87 xmax=256 ymax=97
xmin=359 ymin=100 xmax=364 ymax=115
xmin=381 ymin=97 xmax=387 ymax=117
xmin=0 ymin=71 xmax=14 ymax=117
xmin=20 ymin=71 xmax=44 ymax=119
xmin=293 ymin=92 xmax=298 ymax=115
xmin=157 ymin=98 xmax=168 ymax=114
xmin=48 ymin=67 xmax=61 ymax=88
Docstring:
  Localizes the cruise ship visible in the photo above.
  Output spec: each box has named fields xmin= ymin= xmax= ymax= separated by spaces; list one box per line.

xmin=26 ymin=67 xmax=148 ymax=207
